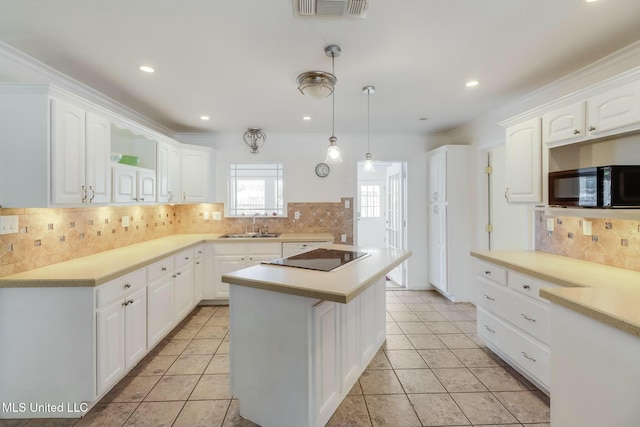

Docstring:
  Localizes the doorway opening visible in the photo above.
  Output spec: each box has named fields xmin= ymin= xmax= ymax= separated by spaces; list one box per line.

xmin=356 ymin=161 xmax=408 ymax=289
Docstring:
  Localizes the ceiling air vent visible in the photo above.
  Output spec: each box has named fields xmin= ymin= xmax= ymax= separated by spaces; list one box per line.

xmin=296 ymin=0 xmax=369 ymax=18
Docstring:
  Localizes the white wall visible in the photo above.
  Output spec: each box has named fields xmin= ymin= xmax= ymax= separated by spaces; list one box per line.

xmin=178 ymin=131 xmax=447 ymax=290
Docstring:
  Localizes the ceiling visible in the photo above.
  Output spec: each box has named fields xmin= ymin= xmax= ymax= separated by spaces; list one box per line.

xmin=0 ymin=0 xmax=639 ymax=135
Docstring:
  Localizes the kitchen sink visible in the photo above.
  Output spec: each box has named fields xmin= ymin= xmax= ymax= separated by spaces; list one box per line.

xmin=219 ymin=233 xmax=281 ymax=238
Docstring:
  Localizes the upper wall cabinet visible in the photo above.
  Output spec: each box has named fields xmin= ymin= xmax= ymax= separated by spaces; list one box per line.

xmin=157 ymin=139 xmax=181 ymax=204
xmin=181 ymin=145 xmax=212 ymax=203
xmin=51 ymin=99 xmax=111 ymax=205
xmin=541 ymin=78 xmax=640 ymax=147
xmin=505 ymin=118 xmax=542 ymax=203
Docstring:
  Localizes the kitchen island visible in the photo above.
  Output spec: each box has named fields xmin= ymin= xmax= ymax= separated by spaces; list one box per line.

xmin=222 ymin=244 xmax=411 ymax=427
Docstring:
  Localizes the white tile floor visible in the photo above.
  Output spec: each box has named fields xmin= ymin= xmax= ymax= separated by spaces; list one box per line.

xmin=0 ymin=289 xmax=550 ymax=427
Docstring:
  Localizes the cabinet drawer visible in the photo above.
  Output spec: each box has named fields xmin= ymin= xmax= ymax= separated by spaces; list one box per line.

xmin=501 ymin=319 xmax=551 ymax=389
xmin=248 ymin=242 xmax=282 ymax=256
xmin=174 ymin=248 xmax=194 ymax=269
xmin=505 ymin=292 xmax=551 ymax=345
xmin=476 ymin=277 xmax=510 ymax=312
xmin=147 ymin=257 xmax=174 ymax=283
xmin=97 ymin=268 xmax=146 ymax=307
xmin=475 ymin=260 xmax=507 ymax=285
xmin=508 ymin=271 xmax=560 ymax=304
xmin=477 ymin=306 xmax=507 ymax=349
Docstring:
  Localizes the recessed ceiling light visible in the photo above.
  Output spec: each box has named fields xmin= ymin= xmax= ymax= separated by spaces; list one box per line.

xmin=303 ymin=116 xmax=311 ymax=121
xmin=200 ymin=115 xmax=210 ymax=121
xmin=139 ymin=65 xmax=155 ymax=73
xmin=466 ymin=80 xmax=479 ymax=87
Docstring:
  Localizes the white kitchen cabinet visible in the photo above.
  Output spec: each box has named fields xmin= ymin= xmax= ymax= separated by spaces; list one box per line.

xmin=147 ymin=259 xmax=175 ymax=348
xmin=282 ymin=241 xmax=332 ymax=257
xmin=426 ymin=145 xmax=472 ymax=302
xmin=96 ymin=269 xmax=147 ymax=395
xmin=586 ymin=79 xmax=640 ymax=138
xmin=474 ymin=259 xmax=559 ymax=394
xmin=314 ymin=301 xmax=341 ymax=425
xmin=51 ymin=99 xmax=112 ymax=206
xmin=193 ymin=245 xmax=204 ymax=302
xmin=112 ymin=165 xmax=156 ymax=203
xmin=181 ymin=145 xmax=212 ymax=203
xmin=505 ymin=117 xmax=542 ymax=203
xmin=542 ymin=101 xmax=586 ymax=146
xmin=157 ymin=139 xmax=181 ymax=203
xmin=212 ymin=242 xmax=282 ymax=300
xmin=174 ymin=248 xmax=195 ymax=322
xmin=427 ymin=148 xmax=446 ymax=202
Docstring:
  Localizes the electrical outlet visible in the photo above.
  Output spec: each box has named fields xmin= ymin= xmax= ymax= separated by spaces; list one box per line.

xmin=582 ymin=220 xmax=592 ymax=236
xmin=294 ymin=211 xmax=301 ymax=220
xmin=0 ymin=215 xmax=18 ymax=235
xmin=213 ymin=212 xmax=222 ymax=221
xmin=546 ymin=218 xmax=555 ymax=232
xmin=122 ymin=216 xmax=130 ymax=227
xmin=204 ymin=212 xmax=210 ymax=220
xmin=341 ymin=234 xmax=347 ymax=243
xmin=345 ymin=200 xmax=350 ymax=209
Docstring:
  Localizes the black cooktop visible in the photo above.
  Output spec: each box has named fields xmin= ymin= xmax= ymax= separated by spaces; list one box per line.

xmin=267 ymin=248 xmax=368 ymax=272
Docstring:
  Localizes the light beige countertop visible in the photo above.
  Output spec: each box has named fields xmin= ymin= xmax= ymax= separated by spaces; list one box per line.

xmin=0 ymin=232 xmax=334 ymax=288
xmin=222 ymin=244 xmax=412 ymax=304
xmin=471 ymin=250 xmax=640 ymax=337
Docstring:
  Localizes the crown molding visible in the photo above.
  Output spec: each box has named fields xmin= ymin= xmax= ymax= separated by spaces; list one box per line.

xmin=0 ymin=40 xmax=175 ymax=137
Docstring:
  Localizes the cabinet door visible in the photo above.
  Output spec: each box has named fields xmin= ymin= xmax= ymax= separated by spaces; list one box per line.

xmin=587 ymin=79 xmax=640 ymax=137
xmin=147 ymin=275 xmax=175 ymax=348
xmin=168 ymin=144 xmax=182 ymax=203
xmin=156 ymin=141 xmax=171 ymax=203
xmin=428 ymin=149 xmax=446 ymax=202
xmin=85 ymin=112 xmax=111 ymax=203
xmin=542 ymin=102 xmax=586 ymax=146
xmin=137 ymin=169 xmax=156 ymax=203
xmin=113 ymin=166 xmax=137 ymax=203
xmin=202 ymin=245 xmax=216 ymax=299
xmin=505 ymin=118 xmax=541 ymax=203
xmin=96 ymin=299 xmax=125 ymax=394
xmin=359 ymin=284 xmax=377 ymax=364
xmin=51 ymin=98 xmax=86 ymax=205
xmin=182 ymin=148 xmax=210 ymax=203
xmin=124 ymin=287 xmax=147 ymax=370
xmin=213 ymin=255 xmax=245 ymax=299
xmin=314 ymin=301 xmax=341 ymax=427
xmin=174 ymin=265 xmax=194 ymax=321
xmin=194 ymin=256 xmax=204 ymax=303
xmin=428 ymin=203 xmax=447 ymax=293
xmin=341 ymin=298 xmax=360 ymax=388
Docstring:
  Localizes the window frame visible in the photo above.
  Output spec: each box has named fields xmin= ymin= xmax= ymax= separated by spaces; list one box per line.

xmin=227 ymin=163 xmax=285 ymax=217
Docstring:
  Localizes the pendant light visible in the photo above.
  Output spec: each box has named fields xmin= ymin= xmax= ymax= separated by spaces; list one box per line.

xmin=324 ymin=45 xmax=343 ymax=164
xmin=363 ymin=85 xmax=375 ymax=172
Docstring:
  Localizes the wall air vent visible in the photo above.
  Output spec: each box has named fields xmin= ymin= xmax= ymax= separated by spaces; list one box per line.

xmin=296 ymin=0 xmax=369 ymax=18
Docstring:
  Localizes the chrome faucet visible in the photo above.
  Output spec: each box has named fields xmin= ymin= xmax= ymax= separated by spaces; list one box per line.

xmin=252 ymin=213 xmax=260 ymax=233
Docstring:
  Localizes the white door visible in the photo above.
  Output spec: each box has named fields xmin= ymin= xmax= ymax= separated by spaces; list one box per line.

xmin=182 ymin=148 xmax=210 ymax=203
xmin=385 ymin=163 xmax=406 ymax=286
xmin=147 ymin=275 xmax=175 ymax=348
xmin=213 ymin=255 xmax=245 ymax=299
xmin=505 ymin=118 xmax=542 ymax=203
xmin=137 ymin=169 xmax=156 ymax=203
xmin=96 ymin=299 xmax=124 ymax=394
xmin=113 ymin=166 xmax=136 ymax=203
xmin=489 ymin=146 xmax=531 ymax=250
xmin=356 ymin=180 xmax=386 ymax=248
xmin=174 ymin=265 xmax=195 ymax=321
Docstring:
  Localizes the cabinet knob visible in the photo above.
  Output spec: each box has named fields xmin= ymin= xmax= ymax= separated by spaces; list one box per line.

xmin=139 ymin=197 xmax=145 ymax=201
xmin=522 ymin=284 xmax=530 ymax=290
xmin=484 ymin=294 xmax=495 ymax=301
xmin=588 ymin=126 xmax=596 ymax=132
xmin=172 ymin=275 xmax=177 ymax=278
xmin=484 ymin=270 xmax=491 ymax=275
xmin=185 ymin=257 xmax=190 ymax=260
xmin=484 ymin=325 xmax=495 ymax=334
xmin=196 ymin=261 xmax=200 ymax=265
xmin=573 ymin=129 xmax=580 ymax=135
xmin=176 ymin=272 xmax=181 ymax=276
xmin=161 ymin=267 xmax=167 ymax=271
xmin=124 ymin=283 xmax=131 ymax=289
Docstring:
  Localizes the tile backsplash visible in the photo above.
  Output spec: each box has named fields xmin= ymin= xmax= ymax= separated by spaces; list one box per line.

xmin=535 ymin=211 xmax=640 ymax=272
xmin=0 ymin=199 xmax=351 ymax=278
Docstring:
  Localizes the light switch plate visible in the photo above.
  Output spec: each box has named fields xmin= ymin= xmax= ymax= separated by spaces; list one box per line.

xmin=204 ymin=212 xmax=210 ymax=220
xmin=122 ymin=216 xmax=130 ymax=227
xmin=345 ymin=200 xmax=350 ymax=209
xmin=582 ymin=220 xmax=592 ymax=236
xmin=546 ymin=218 xmax=555 ymax=232
xmin=294 ymin=211 xmax=301 ymax=220
xmin=341 ymin=234 xmax=347 ymax=243
xmin=213 ymin=212 xmax=222 ymax=221
xmin=0 ymin=215 xmax=18 ymax=235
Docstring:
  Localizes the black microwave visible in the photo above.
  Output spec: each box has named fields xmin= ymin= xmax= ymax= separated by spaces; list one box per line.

xmin=548 ymin=166 xmax=640 ymax=208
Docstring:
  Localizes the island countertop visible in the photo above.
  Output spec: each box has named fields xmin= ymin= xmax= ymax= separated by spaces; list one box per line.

xmin=0 ymin=232 xmax=334 ymax=288
xmin=471 ymin=250 xmax=640 ymax=337
xmin=222 ymin=244 xmax=412 ymax=304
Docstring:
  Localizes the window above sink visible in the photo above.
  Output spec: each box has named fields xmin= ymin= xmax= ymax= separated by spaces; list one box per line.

xmin=228 ymin=163 xmax=285 ymax=217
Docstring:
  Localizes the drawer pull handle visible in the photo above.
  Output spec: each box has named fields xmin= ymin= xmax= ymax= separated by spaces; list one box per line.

xmin=176 ymin=272 xmax=182 ymax=276
xmin=124 ymin=283 xmax=131 ymax=289
xmin=185 ymin=257 xmax=190 ymax=260
xmin=484 ymin=294 xmax=495 ymax=301
xmin=485 ymin=270 xmax=491 ymax=275
xmin=161 ymin=267 xmax=167 ymax=271
xmin=521 ymin=314 xmax=536 ymax=322
xmin=523 ymin=284 xmax=530 ymax=290
xmin=521 ymin=351 xmax=536 ymax=362
xmin=196 ymin=261 xmax=200 ymax=265
xmin=484 ymin=325 xmax=495 ymax=333
xmin=122 ymin=299 xmax=133 ymax=306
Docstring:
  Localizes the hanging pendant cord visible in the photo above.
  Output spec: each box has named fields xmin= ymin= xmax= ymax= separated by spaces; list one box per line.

xmin=331 ymin=53 xmax=336 ymax=137
xmin=367 ymin=90 xmax=371 ymax=152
